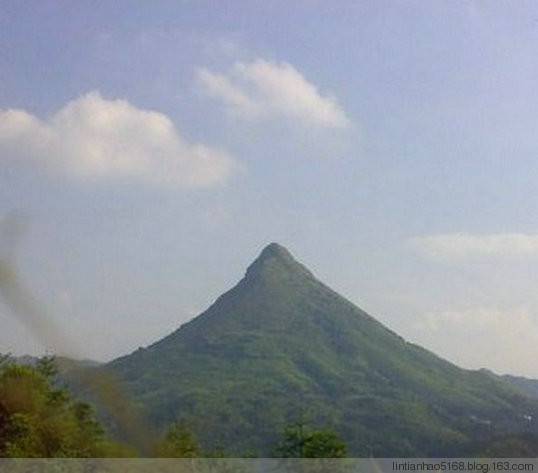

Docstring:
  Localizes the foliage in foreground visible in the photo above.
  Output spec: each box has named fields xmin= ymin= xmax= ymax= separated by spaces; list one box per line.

xmin=0 ymin=355 xmax=132 ymax=457
xmin=153 ymin=421 xmax=200 ymax=457
xmin=276 ymin=420 xmax=347 ymax=458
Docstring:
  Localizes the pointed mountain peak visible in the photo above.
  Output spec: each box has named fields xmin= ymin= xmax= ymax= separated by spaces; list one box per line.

xmin=258 ymin=242 xmax=294 ymax=261
xmin=245 ymin=242 xmax=314 ymax=281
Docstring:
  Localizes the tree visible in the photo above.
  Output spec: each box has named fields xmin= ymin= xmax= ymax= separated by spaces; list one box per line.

xmin=276 ymin=421 xmax=347 ymax=458
xmin=154 ymin=421 xmax=200 ymax=458
xmin=35 ymin=355 xmax=58 ymax=378
xmin=0 ymin=355 xmax=130 ymax=457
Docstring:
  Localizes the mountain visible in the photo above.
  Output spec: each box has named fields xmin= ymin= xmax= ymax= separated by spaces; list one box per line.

xmin=502 ymin=374 xmax=538 ymax=400
xmin=13 ymin=355 xmax=101 ymax=373
xmin=87 ymin=243 xmax=538 ymax=456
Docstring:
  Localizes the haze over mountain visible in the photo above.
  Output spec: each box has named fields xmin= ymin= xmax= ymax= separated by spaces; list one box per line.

xmin=14 ymin=355 xmax=101 ymax=373
xmin=87 ymin=243 xmax=538 ymax=456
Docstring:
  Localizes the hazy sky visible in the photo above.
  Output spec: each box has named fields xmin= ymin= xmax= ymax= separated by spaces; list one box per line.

xmin=2 ymin=1 xmax=538 ymax=377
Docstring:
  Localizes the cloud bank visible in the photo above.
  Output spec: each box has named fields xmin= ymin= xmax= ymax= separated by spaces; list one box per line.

xmin=413 ymin=306 xmax=538 ymax=376
xmin=197 ymin=59 xmax=350 ymax=128
xmin=0 ymin=92 xmax=237 ymax=188
xmin=408 ymin=232 xmax=538 ymax=261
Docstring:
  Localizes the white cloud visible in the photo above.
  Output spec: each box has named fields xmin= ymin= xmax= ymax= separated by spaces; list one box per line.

xmin=408 ymin=232 xmax=538 ymax=261
xmin=411 ymin=306 xmax=538 ymax=376
xmin=0 ymin=91 xmax=238 ymax=188
xmin=197 ymin=59 xmax=350 ymax=128
xmin=197 ymin=68 xmax=259 ymax=118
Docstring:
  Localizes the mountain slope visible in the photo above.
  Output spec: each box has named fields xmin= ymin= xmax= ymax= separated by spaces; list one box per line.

xmin=96 ymin=243 xmax=537 ymax=456
xmin=502 ymin=374 xmax=538 ymax=400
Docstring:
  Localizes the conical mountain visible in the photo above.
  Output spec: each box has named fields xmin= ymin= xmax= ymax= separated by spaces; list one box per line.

xmin=103 ymin=243 xmax=538 ymax=456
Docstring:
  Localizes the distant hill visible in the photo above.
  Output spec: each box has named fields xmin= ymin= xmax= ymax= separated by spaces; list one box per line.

xmin=13 ymin=355 xmax=101 ymax=373
xmin=84 ymin=243 xmax=538 ymax=456
xmin=502 ymin=374 xmax=538 ymax=400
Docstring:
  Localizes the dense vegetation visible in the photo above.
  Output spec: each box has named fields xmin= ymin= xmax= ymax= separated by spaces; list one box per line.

xmin=0 ymin=355 xmax=350 ymax=458
xmin=2 ymin=354 xmax=538 ymax=458
xmin=0 ymin=355 xmax=132 ymax=457
xmin=275 ymin=420 xmax=347 ymax=458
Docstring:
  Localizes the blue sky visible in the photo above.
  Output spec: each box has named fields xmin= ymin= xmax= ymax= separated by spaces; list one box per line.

xmin=2 ymin=1 xmax=538 ymax=376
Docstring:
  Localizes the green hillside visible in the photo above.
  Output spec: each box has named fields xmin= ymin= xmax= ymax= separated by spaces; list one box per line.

xmin=86 ymin=243 xmax=537 ymax=456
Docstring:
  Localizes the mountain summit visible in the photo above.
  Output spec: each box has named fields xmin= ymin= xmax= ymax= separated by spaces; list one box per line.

xmin=250 ymin=242 xmax=295 ymax=265
xmin=105 ymin=243 xmax=538 ymax=456
xmin=245 ymin=242 xmax=313 ymax=280
xmin=155 ymin=242 xmax=376 ymax=344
